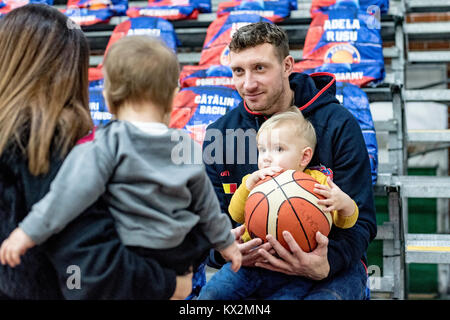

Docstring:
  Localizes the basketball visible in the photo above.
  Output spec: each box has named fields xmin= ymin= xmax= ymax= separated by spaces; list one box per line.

xmin=244 ymin=169 xmax=332 ymax=252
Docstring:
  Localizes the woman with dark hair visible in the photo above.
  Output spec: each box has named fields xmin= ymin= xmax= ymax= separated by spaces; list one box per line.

xmin=0 ymin=4 xmax=192 ymax=299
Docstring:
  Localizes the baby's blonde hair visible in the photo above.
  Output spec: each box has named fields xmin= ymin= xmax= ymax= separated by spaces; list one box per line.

xmin=103 ymin=35 xmax=179 ymax=115
xmin=257 ymin=106 xmax=317 ymax=150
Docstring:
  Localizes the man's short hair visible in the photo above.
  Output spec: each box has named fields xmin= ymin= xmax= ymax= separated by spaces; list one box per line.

xmin=229 ymin=22 xmax=290 ymax=62
xmin=257 ymin=106 xmax=317 ymax=150
xmin=103 ymin=36 xmax=179 ymax=114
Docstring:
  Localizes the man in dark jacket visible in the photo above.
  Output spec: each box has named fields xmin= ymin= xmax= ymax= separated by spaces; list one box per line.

xmin=202 ymin=22 xmax=377 ymax=299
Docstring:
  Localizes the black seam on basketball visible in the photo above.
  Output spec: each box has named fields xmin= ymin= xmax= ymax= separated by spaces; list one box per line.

xmin=294 ymin=178 xmax=318 ymax=182
xmin=276 ymin=178 xmax=317 ymax=190
xmin=259 ymin=174 xmax=310 ymax=197
xmin=266 ymin=200 xmax=270 ymax=237
xmin=286 ymin=173 xmax=330 ymax=223
xmin=257 ymin=176 xmax=324 ymax=217
xmin=288 ymin=196 xmax=328 ymax=227
xmin=256 ymin=176 xmax=315 ymax=197
xmin=294 ymin=183 xmax=331 ymax=223
xmin=272 ymin=177 xmax=312 ymax=252
xmin=291 ymin=170 xmax=318 ymax=184
xmin=250 ymin=174 xmax=328 ymax=245
xmin=247 ymin=192 xmax=268 ymax=238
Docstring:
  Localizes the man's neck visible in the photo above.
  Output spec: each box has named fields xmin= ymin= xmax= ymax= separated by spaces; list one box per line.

xmin=277 ymin=89 xmax=296 ymax=114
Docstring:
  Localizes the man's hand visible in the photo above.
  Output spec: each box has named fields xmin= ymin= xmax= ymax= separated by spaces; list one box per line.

xmin=255 ymin=230 xmax=330 ymax=280
xmin=231 ymin=225 xmax=274 ymax=267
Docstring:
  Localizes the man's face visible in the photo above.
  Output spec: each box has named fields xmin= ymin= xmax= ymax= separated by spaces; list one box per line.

xmin=229 ymin=43 xmax=292 ymax=115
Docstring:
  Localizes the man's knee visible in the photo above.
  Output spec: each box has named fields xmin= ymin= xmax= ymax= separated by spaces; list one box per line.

xmin=304 ymin=262 xmax=368 ymax=300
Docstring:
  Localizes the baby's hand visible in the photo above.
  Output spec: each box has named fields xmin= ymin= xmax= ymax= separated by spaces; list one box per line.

xmin=219 ymin=241 xmax=242 ymax=272
xmin=314 ymin=177 xmax=354 ymax=216
xmin=246 ymin=166 xmax=283 ymax=190
xmin=0 ymin=228 xmax=36 ymax=268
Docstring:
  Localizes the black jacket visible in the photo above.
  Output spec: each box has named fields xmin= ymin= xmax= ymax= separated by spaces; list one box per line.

xmin=0 ymin=148 xmax=176 ymax=299
xmin=203 ymin=72 xmax=377 ymax=277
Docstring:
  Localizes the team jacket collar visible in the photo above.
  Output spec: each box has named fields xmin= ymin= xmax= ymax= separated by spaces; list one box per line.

xmin=242 ymin=72 xmax=338 ymax=118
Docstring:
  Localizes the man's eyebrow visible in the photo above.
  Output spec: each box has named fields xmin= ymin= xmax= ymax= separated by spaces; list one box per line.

xmin=231 ymin=60 xmax=271 ymax=69
xmin=253 ymin=60 xmax=270 ymax=65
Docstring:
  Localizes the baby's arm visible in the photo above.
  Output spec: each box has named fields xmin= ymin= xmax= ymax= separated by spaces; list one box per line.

xmin=314 ymin=176 xmax=358 ymax=228
xmin=188 ymin=166 xmax=244 ymax=270
xmin=218 ymin=241 xmax=242 ymax=272
xmin=245 ymin=166 xmax=283 ymax=191
xmin=0 ymin=141 xmax=114 ymax=267
xmin=19 ymin=141 xmax=114 ymax=245
xmin=228 ymin=175 xmax=251 ymax=224
xmin=0 ymin=228 xmax=34 ymax=267
xmin=229 ymin=167 xmax=283 ymax=223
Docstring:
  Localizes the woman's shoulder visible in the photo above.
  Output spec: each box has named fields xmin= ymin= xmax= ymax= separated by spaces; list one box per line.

xmin=0 ymin=152 xmax=63 ymax=299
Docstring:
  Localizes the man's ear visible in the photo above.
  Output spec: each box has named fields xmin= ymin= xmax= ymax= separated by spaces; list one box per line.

xmin=283 ymin=55 xmax=295 ymax=75
xmin=300 ymin=147 xmax=313 ymax=168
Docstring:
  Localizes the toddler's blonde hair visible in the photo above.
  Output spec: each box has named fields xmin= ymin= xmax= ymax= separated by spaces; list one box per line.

xmin=257 ymin=106 xmax=317 ymax=150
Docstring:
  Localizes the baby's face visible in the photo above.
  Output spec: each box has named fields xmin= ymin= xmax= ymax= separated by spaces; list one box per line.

xmin=257 ymin=126 xmax=306 ymax=171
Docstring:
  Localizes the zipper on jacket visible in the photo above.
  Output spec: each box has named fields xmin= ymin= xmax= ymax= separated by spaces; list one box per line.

xmin=255 ymin=115 xmax=267 ymax=131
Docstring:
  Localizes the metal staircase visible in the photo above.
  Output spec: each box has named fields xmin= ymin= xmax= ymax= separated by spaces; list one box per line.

xmin=372 ymin=0 xmax=450 ymax=299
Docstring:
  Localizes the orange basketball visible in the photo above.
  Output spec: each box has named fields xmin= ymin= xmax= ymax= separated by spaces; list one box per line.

xmin=244 ymin=169 xmax=332 ymax=252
